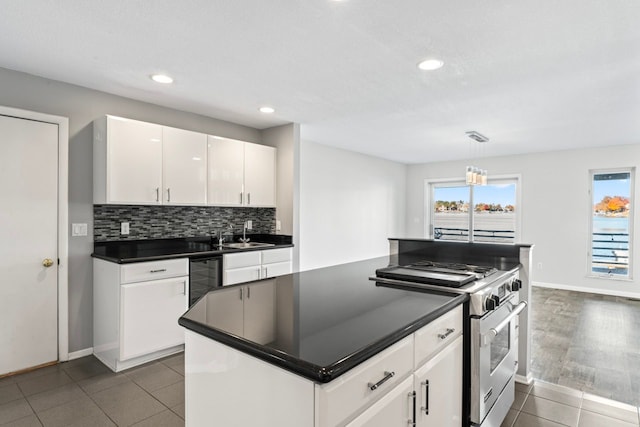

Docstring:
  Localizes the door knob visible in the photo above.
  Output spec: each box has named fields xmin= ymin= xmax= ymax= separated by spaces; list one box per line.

xmin=42 ymin=258 xmax=54 ymax=268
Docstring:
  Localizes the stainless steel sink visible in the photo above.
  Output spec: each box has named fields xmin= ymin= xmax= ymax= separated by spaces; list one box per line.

xmin=222 ymin=242 xmax=275 ymax=249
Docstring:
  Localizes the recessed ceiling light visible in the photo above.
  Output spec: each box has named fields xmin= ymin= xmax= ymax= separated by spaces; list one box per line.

xmin=417 ymin=59 xmax=444 ymax=71
xmin=150 ymin=74 xmax=174 ymax=84
xmin=259 ymin=106 xmax=275 ymax=114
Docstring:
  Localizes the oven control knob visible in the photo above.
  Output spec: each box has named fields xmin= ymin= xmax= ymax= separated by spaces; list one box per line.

xmin=484 ymin=295 xmax=500 ymax=311
xmin=510 ymin=279 xmax=522 ymax=292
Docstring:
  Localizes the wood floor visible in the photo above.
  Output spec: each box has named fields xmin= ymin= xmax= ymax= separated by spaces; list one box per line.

xmin=531 ymin=286 xmax=640 ymax=406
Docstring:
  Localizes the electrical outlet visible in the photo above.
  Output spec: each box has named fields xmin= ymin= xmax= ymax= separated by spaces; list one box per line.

xmin=121 ymin=222 xmax=130 ymax=235
xmin=247 ymin=220 xmax=252 ymax=230
xmin=276 ymin=220 xmax=281 ymax=231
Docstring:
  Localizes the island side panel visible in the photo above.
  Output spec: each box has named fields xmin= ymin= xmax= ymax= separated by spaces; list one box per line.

xmin=184 ymin=330 xmax=315 ymax=427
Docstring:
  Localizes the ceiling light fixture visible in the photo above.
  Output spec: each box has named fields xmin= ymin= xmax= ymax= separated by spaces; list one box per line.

xmin=259 ymin=106 xmax=275 ymax=114
xmin=150 ymin=74 xmax=174 ymax=84
xmin=417 ymin=58 xmax=444 ymax=71
xmin=465 ymin=131 xmax=490 ymax=185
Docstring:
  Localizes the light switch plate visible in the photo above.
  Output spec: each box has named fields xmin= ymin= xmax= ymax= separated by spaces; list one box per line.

xmin=71 ymin=223 xmax=88 ymax=237
xmin=276 ymin=220 xmax=281 ymax=231
xmin=247 ymin=220 xmax=252 ymax=230
xmin=121 ymin=222 xmax=130 ymax=235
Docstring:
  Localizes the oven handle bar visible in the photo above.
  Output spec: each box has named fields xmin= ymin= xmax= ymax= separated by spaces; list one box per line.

xmin=482 ymin=301 xmax=527 ymax=347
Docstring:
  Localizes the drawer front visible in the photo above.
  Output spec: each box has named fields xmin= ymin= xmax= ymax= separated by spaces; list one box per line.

xmin=315 ymin=335 xmax=413 ymax=427
xmin=262 ymin=261 xmax=292 ymax=279
xmin=120 ymin=258 xmax=188 ymax=284
xmin=224 ymin=251 xmax=261 ymax=269
xmin=414 ymin=305 xmax=462 ymax=368
xmin=224 ymin=266 xmax=262 ymax=286
xmin=261 ymin=247 xmax=292 ymax=264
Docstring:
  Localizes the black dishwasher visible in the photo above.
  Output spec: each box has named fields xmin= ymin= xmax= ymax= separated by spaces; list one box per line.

xmin=189 ymin=256 xmax=223 ymax=307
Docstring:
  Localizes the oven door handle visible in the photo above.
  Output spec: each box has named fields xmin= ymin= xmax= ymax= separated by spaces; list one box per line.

xmin=482 ymin=301 xmax=527 ymax=347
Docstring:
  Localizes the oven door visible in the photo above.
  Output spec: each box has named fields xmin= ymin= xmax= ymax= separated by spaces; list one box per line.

xmin=470 ymin=296 xmax=525 ymax=425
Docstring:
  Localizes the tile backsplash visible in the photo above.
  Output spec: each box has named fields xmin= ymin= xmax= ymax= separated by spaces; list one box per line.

xmin=94 ymin=205 xmax=276 ymax=241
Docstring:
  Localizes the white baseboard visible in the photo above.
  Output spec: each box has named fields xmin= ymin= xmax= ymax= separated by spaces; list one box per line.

xmin=67 ymin=348 xmax=93 ymax=360
xmin=515 ymin=373 xmax=533 ymax=385
xmin=533 ymin=281 xmax=640 ymax=299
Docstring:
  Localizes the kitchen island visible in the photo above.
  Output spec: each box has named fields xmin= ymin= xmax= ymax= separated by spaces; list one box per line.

xmin=179 ymin=256 xmax=468 ymax=426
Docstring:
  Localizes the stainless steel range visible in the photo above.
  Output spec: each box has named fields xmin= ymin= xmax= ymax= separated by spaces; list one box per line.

xmin=374 ymin=260 xmax=527 ymax=427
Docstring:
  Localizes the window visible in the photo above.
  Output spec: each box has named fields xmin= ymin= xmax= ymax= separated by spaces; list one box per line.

xmin=428 ymin=178 xmax=519 ymax=243
xmin=590 ymin=169 xmax=634 ymax=278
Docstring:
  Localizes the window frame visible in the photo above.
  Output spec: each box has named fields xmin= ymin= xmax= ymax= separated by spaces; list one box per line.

xmin=588 ymin=167 xmax=634 ymax=280
xmin=424 ymin=174 xmax=522 ymax=243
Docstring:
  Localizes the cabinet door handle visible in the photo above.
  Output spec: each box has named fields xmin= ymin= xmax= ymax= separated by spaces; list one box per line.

xmin=438 ymin=328 xmax=455 ymax=340
xmin=150 ymin=269 xmax=167 ymax=273
xmin=408 ymin=391 xmax=417 ymax=427
xmin=167 ymin=188 xmax=171 ymax=202
xmin=247 ymin=286 xmax=251 ymax=299
xmin=183 ymin=280 xmax=187 ymax=295
xmin=421 ymin=380 xmax=429 ymax=414
xmin=264 ymin=267 xmax=268 ymax=278
xmin=240 ymin=192 xmax=243 ymax=204
xmin=155 ymin=187 xmax=160 ymax=202
xmin=239 ymin=288 xmax=243 ymax=300
xmin=247 ymin=193 xmax=251 ymax=205
xmin=368 ymin=371 xmax=395 ymax=391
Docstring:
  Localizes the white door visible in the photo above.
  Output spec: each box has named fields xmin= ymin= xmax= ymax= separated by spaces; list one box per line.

xmin=0 ymin=114 xmax=59 ymax=375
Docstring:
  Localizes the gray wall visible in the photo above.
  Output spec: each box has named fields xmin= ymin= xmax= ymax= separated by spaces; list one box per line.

xmin=0 ymin=66 xmax=262 ymax=353
xmin=406 ymin=145 xmax=640 ymax=298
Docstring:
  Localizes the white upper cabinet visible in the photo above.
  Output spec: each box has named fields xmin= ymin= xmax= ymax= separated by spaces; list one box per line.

xmin=94 ymin=116 xmax=276 ymax=207
xmin=94 ymin=116 xmax=163 ymax=204
xmin=207 ymin=136 xmax=276 ymax=207
xmin=244 ymin=142 xmax=276 ymax=206
xmin=207 ymin=136 xmax=245 ymax=205
xmin=162 ymin=126 xmax=207 ymax=205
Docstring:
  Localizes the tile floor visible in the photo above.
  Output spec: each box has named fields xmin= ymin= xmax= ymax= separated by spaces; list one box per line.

xmin=0 ymin=353 xmax=184 ymax=426
xmin=502 ymin=380 xmax=640 ymax=427
xmin=530 ymin=286 xmax=640 ymax=406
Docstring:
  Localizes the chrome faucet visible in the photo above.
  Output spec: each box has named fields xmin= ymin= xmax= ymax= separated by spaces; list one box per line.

xmin=239 ymin=221 xmax=250 ymax=243
xmin=217 ymin=230 xmax=225 ymax=247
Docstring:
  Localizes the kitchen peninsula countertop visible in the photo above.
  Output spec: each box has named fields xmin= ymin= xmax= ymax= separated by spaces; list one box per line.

xmin=179 ymin=256 xmax=468 ymax=383
xmin=92 ymin=234 xmax=293 ymax=263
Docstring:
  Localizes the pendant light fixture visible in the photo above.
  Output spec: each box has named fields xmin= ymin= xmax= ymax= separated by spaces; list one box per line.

xmin=465 ymin=131 xmax=489 ymax=186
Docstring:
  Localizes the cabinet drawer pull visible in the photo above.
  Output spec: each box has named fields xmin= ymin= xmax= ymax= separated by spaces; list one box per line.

xmin=368 ymin=371 xmax=395 ymax=391
xmin=421 ymin=380 xmax=429 ymax=414
xmin=438 ymin=328 xmax=455 ymax=340
xmin=149 ymin=269 xmax=167 ymax=273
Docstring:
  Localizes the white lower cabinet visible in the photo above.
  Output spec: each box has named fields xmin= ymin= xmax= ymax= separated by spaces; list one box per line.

xmin=414 ymin=335 xmax=463 ymax=427
xmin=120 ymin=277 xmax=188 ymax=360
xmin=206 ymin=280 xmax=276 ymax=345
xmin=345 ymin=376 xmax=415 ymax=427
xmin=184 ymin=304 xmax=463 ymax=426
xmin=223 ymin=247 xmax=292 ymax=285
xmin=93 ymin=258 xmax=189 ymax=372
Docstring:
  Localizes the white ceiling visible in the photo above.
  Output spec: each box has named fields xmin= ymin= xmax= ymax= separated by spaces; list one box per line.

xmin=1 ymin=1 xmax=639 ymax=164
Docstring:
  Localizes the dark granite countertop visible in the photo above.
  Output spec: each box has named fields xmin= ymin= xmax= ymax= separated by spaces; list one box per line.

xmin=179 ymin=256 xmax=468 ymax=383
xmin=92 ymin=234 xmax=293 ymax=263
